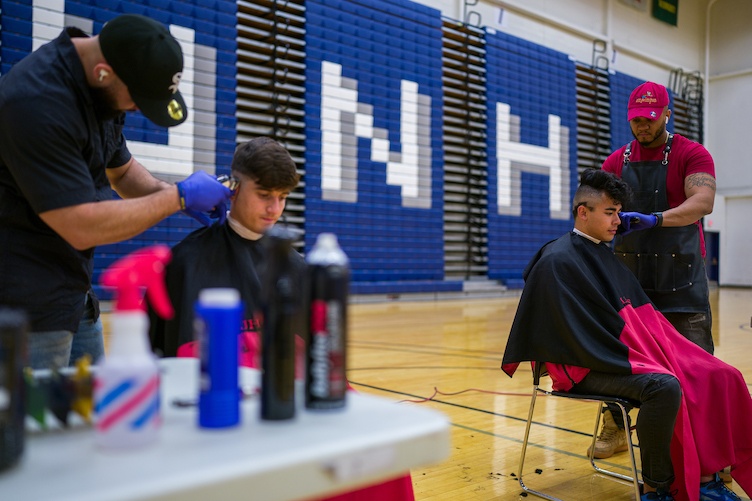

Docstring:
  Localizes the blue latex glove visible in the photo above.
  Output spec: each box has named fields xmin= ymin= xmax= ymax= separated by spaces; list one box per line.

xmin=618 ymin=211 xmax=658 ymax=236
xmin=181 ymin=204 xmax=227 ymax=227
xmin=209 ymin=202 xmax=228 ymax=225
xmin=181 ymin=208 xmax=213 ymax=227
xmin=176 ymin=171 xmax=232 ymax=213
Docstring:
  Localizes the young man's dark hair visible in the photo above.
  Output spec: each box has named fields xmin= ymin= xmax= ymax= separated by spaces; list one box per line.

xmin=572 ymin=169 xmax=632 ymax=218
xmin=231 ymin=137 xmax=299 ymax=191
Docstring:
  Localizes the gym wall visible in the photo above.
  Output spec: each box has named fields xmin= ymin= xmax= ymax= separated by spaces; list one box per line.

xmin=0 ymin=0 xmax=705 ymax=298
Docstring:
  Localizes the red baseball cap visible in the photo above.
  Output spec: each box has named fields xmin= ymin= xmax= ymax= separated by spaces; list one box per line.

xmin=627 ymin=81 xmax=669 ymax=121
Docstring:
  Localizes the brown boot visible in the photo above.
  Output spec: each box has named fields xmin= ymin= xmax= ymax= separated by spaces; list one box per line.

xmin=719 ymin=466 xmax=732 ymax=483
xmin=587 ymin=410 xmax=630 ymax=459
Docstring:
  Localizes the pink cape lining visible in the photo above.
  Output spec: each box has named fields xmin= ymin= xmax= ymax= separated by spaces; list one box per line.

xmin=619 ymin=304 xmax=752 ymax=501
xmin=507 ymin=303 xmax=752 ymax=501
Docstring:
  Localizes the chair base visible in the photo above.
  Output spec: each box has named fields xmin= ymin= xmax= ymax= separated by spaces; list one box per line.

xmin=517 ymin=388 xmax=642 ymax=501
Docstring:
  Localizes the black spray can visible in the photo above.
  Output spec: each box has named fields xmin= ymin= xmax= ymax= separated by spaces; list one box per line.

xmin=260 ymin=226 xmax=300 ymax=420
xmin=0 ymin=309 xmax=27 ymax=472
xmin=306 ymin=233 xmax=349 ymax=410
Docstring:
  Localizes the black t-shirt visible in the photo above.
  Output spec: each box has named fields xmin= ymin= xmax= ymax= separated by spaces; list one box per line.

xmin=0 ymin=28 xmax=131 ymax=332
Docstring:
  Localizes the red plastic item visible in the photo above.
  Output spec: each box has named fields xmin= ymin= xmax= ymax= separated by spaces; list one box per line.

xmin=101 ymin=245 xmax=174 ymax=319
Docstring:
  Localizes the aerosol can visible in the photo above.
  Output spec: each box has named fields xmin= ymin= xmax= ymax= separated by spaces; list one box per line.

xmin=305 ymin=233 xmax=349 ymax=410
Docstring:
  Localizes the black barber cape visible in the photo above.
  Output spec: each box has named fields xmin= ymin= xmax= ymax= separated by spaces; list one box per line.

xmin=502 ymin=232 xmax=649 ymax=377
xmin=501 ymin=231 xmax=752 ymax=501
xmin=148 ymin=222 xmax=306 ymax=358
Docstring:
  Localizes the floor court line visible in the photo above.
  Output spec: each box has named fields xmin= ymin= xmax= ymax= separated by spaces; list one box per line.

xmin=450 ymin=422 xmax=636 ymax=475
xmin=351 ymin=339 xmax=506 ymax=356
xmin=350 ymin=381 xmax=605 ymax=438
xmin=348 ymin=342 xmax=504 ymax=361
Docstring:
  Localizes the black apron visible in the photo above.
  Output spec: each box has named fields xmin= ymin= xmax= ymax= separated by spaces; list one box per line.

xmin=613 ymin=134 xmax=708 ymax=312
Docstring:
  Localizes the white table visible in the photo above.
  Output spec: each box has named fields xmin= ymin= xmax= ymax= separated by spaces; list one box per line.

xmin=0 ymin=358 xmax=450 ymax=501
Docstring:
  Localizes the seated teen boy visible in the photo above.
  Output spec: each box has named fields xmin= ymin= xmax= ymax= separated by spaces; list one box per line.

xmin=149 ymin=137 xmax=416 ymax=501
xmin=149 ymin=137 xmax=304 ymax=361
xmin=502 ymin=169 xmax=751 ymax=501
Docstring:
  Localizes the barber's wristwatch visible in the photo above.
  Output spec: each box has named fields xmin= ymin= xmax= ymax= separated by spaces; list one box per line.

xmin=651 ymin=212 xmax=663 ymax=227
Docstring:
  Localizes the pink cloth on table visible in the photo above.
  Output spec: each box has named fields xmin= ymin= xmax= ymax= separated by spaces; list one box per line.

xmin=307 ymin=474 xmax=414 ymax=501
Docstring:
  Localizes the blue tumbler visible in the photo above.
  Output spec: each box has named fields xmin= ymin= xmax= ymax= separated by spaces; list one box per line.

xmin=195 ymin=288 xmax=242 ymax=428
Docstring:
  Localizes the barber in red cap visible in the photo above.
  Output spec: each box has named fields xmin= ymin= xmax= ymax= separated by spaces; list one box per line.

xmin=0 ymin=14 xmax=233 ymax=370
xmin=593 ymin=81 xmax=719 ymax=467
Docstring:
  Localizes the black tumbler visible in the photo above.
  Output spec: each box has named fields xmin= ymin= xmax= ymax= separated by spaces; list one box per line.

xmin=260 ymin=226 xmax=301 ymax=420
xmin=0 ymin=308 xmax=27 ymax=472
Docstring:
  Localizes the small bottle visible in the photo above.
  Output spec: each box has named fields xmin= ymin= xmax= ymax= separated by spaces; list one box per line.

xmin=305 ymin=233 xmax=349 ymax=410
xmin=195 ymin=288 xmax=242 ymax=429
xmin=0 ymin=308 xmax=27 ymax=471
xmin=95 ymin=246 xmax=174 ymax=449
xmin=260 ymin=226 xmax=301 ymax=421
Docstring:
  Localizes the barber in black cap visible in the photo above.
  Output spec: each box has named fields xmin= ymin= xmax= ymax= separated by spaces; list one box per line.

xmin=0 ymin=14 xmax=232 ymax=369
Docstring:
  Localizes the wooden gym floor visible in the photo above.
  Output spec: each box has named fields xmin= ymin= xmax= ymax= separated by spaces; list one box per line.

xmin=347 ymin=286 xmax=752 ymax=501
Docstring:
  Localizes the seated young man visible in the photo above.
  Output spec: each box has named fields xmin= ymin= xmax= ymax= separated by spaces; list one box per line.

xmin=149 ymin=137 xmax=415 ymax=501
xmin=502 ymin=169 xmax=751 ymax=501
xmin=149 ymin=137 xmax=304 ymax=362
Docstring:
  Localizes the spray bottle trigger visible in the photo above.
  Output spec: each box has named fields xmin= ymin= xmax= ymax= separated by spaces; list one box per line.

xmin=101 ymin=245 xmax=174 ymax=319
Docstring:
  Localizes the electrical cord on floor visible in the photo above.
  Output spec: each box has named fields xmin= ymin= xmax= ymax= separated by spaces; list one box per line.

xmin=397 ymin=386 xmax=537 ymax=404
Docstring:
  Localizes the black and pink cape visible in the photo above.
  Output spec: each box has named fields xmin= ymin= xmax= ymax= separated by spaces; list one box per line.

xmin=502 ymin=232 xmax=752 ymax=501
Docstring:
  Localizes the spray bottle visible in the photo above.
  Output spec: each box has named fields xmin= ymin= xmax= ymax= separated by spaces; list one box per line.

xmin=95 ymin=245 xmax=174 ymax=449
xmin=305 ymin=233 xmax=349 ymax=410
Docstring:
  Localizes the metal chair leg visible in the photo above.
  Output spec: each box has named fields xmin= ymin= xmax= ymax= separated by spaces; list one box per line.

xmin=589 ymin=403 xmax=642 ymax=500
xmin=518 ymin=388 xmax=561 ymax=501
xmin=520 ymin=398 xmax=642 ymax=501
xmin=587 ymin=403 xmax=603 ymax=461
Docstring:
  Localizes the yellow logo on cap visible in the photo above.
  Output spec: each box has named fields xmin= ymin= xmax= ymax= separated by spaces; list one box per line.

xmin=168 ymin=99 xmax=184 ymax=121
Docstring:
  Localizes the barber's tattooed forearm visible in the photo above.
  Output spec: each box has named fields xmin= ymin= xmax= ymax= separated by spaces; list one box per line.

xmin=686 ymin=173 xmax=716 ymax=191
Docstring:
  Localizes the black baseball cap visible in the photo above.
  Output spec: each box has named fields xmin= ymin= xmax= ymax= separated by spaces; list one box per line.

xmin=99 ymin=14 xmax=187 ymax=127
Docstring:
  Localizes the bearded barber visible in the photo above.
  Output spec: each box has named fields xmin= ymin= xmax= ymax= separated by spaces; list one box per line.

xmin=605 ymin=81 xmax=716 ymax=353
xmin=589 ymin=81 xmax=717 ymax=463
xmin=0 ymin=14 xmax=232 ymax=369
